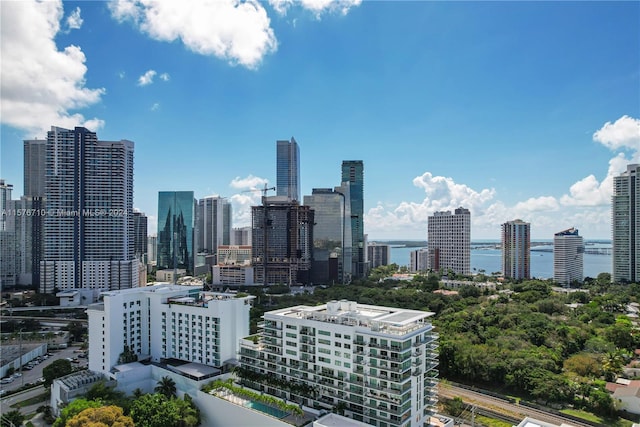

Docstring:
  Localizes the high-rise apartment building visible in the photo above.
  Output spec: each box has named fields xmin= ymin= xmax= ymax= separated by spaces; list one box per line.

xmin=342 ymin=160 xmax=366 ymax=278
xmin=0 ymin=180 xmax=16 ymax=287
xmin=24 ymin=139 xmax=46 ymax=197
xmin=230 ymin=226 xmax=252 ymax=246
xmin=132 ymin=211 xmax=148 ymax=263
xmin=553 ymin=227 xmax=583 ymax=286
xmin=157 ymin=191 xmax=196 ymax=276
xmin=303 ymin=187 xmax=352 ymax=284
xmin=238 ymin=300 xmax=439 ymax=427
xmin=612 ymin=164 xmax=640 ymax=283
xmin=427 ymin=207 xmax=471 ymax=275
xmin=368 ymin=242 xmax=391 ymax=269
xmin=501 ymin=219 xmax=530 ymax=280
xmin=410 ymin=248 xmax=429 ymax=273
xmin=39 ymin=126 xmax=136 ymax=293
xmin=251 ymin=197 xmax=313 ymax=285
xmin=276 ymin=138 xmax=300 ymax=201
xmin=87 ymin=284 xmax=253 ymax=375
xmin=196 ymin=196 xmax=231 ymax=261
xmin=22 ymin=139 xmax=47 ymax=286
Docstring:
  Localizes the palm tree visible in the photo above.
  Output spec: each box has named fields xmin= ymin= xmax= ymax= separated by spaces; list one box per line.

xmin=154 ymin=376 xmax=177 ymax=399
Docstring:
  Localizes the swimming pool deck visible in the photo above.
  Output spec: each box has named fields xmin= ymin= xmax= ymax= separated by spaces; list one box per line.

xmin=211 ymin=387 xmax=315 ymax=426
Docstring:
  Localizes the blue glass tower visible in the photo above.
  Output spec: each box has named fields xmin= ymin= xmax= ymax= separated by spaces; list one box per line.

xmin=341 ymin=160 xmax=365 ymax=279
xmin=276 ymin=138 xmax=300 ymax=201
xmin=157 ymin=191 xmax=196 ymax=275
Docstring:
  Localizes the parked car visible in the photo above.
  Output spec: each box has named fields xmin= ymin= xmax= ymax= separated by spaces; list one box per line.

xmin=0 ymin=378 xmax=14 ymax=384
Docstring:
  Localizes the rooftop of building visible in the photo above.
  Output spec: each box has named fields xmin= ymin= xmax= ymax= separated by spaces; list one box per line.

xmin=57 ymin=370 xmax=104 ymax=391
xmin=265 ymin=300 xmax=433 ymax=336
xmin=554 ymin=227 xmax=579 ymax=237
xmin=166 ymin=291 xmax=255 ymax=307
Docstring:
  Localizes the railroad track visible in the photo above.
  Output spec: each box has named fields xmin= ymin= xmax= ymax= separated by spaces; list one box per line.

xmin=439 ymin=383 xmax=597 ymax=427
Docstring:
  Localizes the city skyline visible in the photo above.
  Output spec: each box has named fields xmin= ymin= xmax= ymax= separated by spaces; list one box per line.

xmin=1 ymin=1 xmax=639 ymax=240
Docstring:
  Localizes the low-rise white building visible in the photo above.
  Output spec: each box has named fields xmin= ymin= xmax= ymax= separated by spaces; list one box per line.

xmin=86 ymin=284 xmax=254 ymax=375
xmin=238 ymin=299 xmax=439 ymax=427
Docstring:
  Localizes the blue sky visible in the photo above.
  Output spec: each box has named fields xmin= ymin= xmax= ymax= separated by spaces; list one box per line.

xmin=1 ymin=0 xmax=639 ymax=240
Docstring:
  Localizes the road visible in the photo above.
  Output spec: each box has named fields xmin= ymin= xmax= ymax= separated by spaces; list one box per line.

xmin=1 ymin=345 xmax=88 ymax=424
xmin=440 ymin=383 xmax=595 ymax=427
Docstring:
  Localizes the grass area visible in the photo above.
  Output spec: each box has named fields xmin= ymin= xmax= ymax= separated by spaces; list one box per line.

xmin=10 ymin=392 xmax=48 ymax=409
xmin=475 ymin=415 xmax=513 ymax=427
xmin=560 ymin=409 xmax=635 ymax=427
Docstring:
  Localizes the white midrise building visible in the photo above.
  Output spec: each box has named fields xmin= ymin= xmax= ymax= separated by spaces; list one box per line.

xmin=87 ymin=284 xmax=254 ymax=375
xmin=238 ymin=300 xmax=439 ymax=427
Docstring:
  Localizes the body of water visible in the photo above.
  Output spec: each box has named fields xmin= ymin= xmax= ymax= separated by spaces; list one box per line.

xmin=389 ymin=243 xmax=611 ymax=279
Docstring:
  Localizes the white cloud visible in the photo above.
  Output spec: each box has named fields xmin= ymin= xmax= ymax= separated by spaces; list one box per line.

xmin=118 ymin=71 xmax=126 ymax=79
xmin=269 ymin=0 xmax=362 ymax=17
xmin=150 ymin=103 xmax=160 ymax=111
xmin=229 ymin=175 xmax=269 ymax=190
xmin=109 ymin=0 xmax=278 ymax=69
xmin=364 ymin=171 xmax=600 ymax=240
xmin=159 ymin=73 xmax=170 ymax=82
xmin=411 ymin=172 xmax=496 ymax=213
xmin=138 ymin=69 xmax=157 ymax=86
xmin=228 ymin=175 xmax=271 ymax=227
xmin=513 ymin=196 xmax=559 ymax=213
xmin=593 ymin=115 xmax=640 ymax=151
xmin=0 ymin=0 xmax=105 ymax=136
xmin=65 ymin=6 xmax=83 ymax=31
xmin=561 ymin=115 xmax=640 ymax=207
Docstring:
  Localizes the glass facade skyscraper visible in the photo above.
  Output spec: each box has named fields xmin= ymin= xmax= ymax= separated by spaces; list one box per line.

xmin=276 ymin=138 xmax=300 ymax=201
xmin=303 ymin=187 xmax=352 ymax=284
xmin=157 ymin=191 xmax=196 ymax=275
xmin=341 ymin=160 xmax=365 ymax=278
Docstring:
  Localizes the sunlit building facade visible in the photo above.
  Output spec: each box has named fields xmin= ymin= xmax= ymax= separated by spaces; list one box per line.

xmin=427 ymin=208 xmax=471 ymax=275
xmin=553 ymin=227 xmax=583 ymax=286
xmin=238 ymin=300 xmax=439 ymax=427
xmin=612 ymin=164 xmax=640 ymax=283
xmin=502 ymin=219 xmax=530 ymax=280
xmin=39 ymin=126 xmax=136 ymax=293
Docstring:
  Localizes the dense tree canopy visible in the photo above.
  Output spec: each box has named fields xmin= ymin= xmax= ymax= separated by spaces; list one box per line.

xmin=43 ymin=359 xmax=73 ymax=388
xmin=66 ymin=405 xmax=134 ymax=427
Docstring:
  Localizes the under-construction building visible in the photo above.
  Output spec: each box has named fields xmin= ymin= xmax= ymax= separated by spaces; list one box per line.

xmin=251 ymin=197 xmax=314 ymax=285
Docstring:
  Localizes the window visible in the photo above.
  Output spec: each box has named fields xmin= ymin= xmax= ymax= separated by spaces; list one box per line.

xmin=318 ymin=330 xmax=330 ymax=336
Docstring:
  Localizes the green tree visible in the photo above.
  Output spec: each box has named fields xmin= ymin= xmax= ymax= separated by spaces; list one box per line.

xmin=155 ymin=376 xmax=177 ymax=399
xmin=43 ymin=358 xmax=72 ymax=388
xmin=86 ymin=382 xmax=126 ymax=405
xmin=130 ymin=394 xmax=181 ymax=427
xmin=602 ymin=350 xmax=626 ymax=381
xmin=176 ymin=394 xmax=200 ymax=427
xmin=444 ymin=397 xmax=465 ymax=417
xmin=53 ymin=399 xmax=102 ymax=427
xmin=1 ymin=409 xmax=24 ymax=427
xmin=65 ymin=321 xmax=86 ymax=342
xmin=563 ymin=354 xmax=602 ymax=378
xmin=66 ymin=405 xmax=134 ymax=427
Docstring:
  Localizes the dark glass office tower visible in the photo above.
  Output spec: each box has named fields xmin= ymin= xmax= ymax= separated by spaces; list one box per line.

xmin=341 ymin=160 xmax=365 ymax=279
xmin=157 ymin=191 xmax=196 ymax=275
xmin=276 ymin=138 xmax=300 ymax=201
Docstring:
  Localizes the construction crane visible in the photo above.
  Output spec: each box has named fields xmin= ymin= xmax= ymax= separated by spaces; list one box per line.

xmin=242 ymin=184 xmax=276 ymax=286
